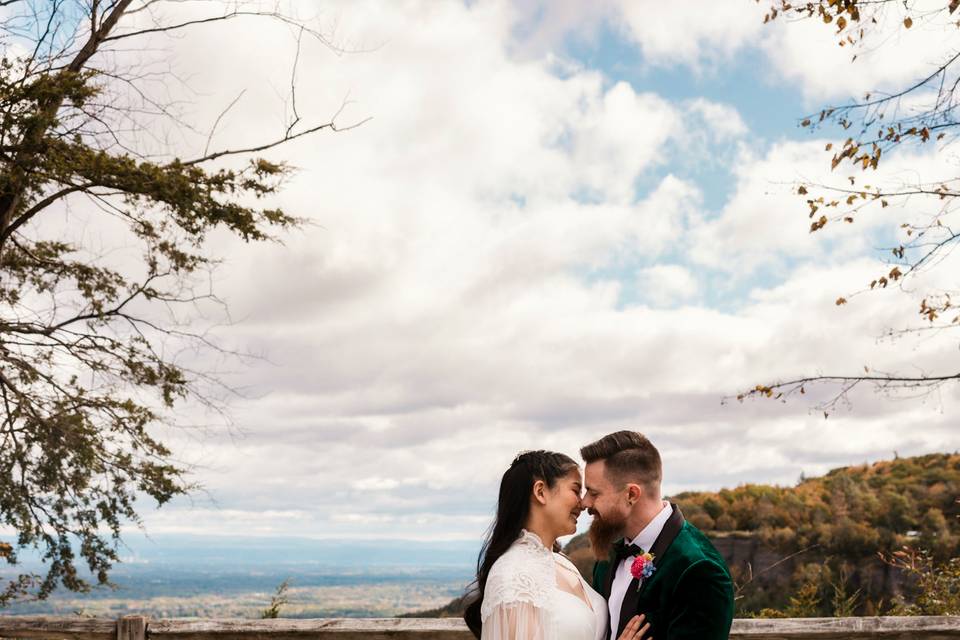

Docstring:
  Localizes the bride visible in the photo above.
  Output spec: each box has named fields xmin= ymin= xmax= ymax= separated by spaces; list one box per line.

xmin=464 ymin=451 xmax=651 ymax=640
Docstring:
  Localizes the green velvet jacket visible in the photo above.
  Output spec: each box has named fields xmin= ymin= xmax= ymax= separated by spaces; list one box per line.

xmin=592 ymin=505 xmax=734 ymax=640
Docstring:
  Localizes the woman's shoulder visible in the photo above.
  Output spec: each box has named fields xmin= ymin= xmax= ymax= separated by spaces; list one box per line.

xmin=481 ymin=537 xmax=556 ymax=620
xmin=486 ymin=532 xmax=555 ymax=590
xmin=489 ymin=534 xmax=551 ymax=577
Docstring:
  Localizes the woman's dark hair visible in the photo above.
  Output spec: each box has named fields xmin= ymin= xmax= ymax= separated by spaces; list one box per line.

xmin=463 ymin=450 xmax=579 ymax=638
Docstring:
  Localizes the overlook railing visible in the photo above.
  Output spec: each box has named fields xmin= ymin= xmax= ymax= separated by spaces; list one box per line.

xmin=0 ymin=616 xmax=959 ymax=640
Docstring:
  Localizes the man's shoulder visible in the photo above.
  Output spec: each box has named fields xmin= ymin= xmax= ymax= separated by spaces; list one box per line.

xmin=663 ymin=521 xmax=729 ymax=575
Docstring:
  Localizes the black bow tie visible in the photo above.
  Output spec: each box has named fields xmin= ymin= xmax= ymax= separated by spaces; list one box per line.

xmin=613 ymin=540 xmax=645 ymax=562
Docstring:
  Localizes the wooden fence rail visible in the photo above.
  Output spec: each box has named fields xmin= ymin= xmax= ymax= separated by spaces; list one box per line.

xmin=1 ymin=616 xmax=960 ymax=640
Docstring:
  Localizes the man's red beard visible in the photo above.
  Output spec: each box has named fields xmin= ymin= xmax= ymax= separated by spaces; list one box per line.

xmin=587 ymin=508 xmax=628 ymax=559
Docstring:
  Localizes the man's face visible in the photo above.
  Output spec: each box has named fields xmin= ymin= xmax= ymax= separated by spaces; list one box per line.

xmin=583 ymin=460 xmax=630 ymax=555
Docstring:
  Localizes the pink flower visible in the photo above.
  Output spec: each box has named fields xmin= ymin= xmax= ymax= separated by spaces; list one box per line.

xmin=630 ymin=552 xmax=656 ymax=583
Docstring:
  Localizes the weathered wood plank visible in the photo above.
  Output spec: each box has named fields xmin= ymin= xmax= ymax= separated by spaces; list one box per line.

xmin=2 ymin=615 xmax=960 ymax=640
xmin=148 ymin=617 xmax=960 ymax=640
xmin=730 ymin=615 xmax=960 ymax=638
xmin=148 ymin=618 xmax=468 ymax=640
xmin=0 ymin=616 xmax=115 ymax=640
xmin=118 ymin=617 xmax=147 ymax=640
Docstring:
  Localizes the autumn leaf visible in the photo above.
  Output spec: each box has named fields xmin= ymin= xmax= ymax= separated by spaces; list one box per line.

xmin=798 ymin=185 xmax=808 ymax=195
xmin=836 ymin=296 xmax=847 ymax=305
xmin=904 ymin=16 xmax=913 ymax=28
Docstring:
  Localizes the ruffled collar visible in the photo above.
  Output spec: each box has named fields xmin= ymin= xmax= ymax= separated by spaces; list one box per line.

xmin=518 ymin=528 xmax=554 ymax=554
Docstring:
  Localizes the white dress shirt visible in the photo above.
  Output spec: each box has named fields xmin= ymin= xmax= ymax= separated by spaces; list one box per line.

xmin=608 ymin=501 xmax=672 ymax=638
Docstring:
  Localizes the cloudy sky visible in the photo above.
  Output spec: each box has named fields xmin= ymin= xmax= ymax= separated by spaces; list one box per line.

xmin=80 ymin=0 xmax=960 ymax=543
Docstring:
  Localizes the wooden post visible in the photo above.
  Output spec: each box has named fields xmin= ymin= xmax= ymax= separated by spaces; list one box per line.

xmin=117 ymin=616 xmax=147 ymax=640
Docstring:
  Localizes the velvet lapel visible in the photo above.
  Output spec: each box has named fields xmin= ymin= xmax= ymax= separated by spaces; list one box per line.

xmin=615 ymin=504 xmax=685 ymax=639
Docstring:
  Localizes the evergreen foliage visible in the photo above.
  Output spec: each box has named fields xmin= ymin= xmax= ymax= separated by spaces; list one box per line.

xmin=0 ymin=1 xmax=342 ymax=604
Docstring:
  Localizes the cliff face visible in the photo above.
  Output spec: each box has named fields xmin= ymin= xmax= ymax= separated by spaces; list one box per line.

xmin=561 ymin=528 xmax=909 ymax=615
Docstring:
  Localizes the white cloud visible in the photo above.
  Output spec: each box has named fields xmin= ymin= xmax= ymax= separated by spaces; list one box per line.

xmin=615 ymin=0 xmax=766 ymax=69
xmin=569 ymin=81 xmax=681 ymax=202
xmin=760 ymin=1 xmax=960 ymax=102
xmin=638 ymin=265 xmax=699 ymax=307
xmin=35 ymin=0 xmax=957 ymax=543
xmin=687 ymin=138 xmax=958 ymax=275
xmin=685 ymin=99 xmax=748 ymax=141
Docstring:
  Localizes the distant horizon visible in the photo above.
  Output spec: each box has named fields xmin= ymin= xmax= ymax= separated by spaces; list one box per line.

xmin=7 ymin=448 xmax=955 ymax=572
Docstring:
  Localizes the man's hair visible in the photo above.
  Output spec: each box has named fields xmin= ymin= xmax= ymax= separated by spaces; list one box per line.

xmin=580 ymin=430 xmax=662 ymax=490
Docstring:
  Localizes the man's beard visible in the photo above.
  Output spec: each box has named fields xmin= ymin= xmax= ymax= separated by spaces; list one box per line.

xmin=588 ymin=509 xmax=627 ymax=559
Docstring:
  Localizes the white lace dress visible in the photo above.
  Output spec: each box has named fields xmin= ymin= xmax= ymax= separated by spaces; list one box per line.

xmin=480 ymin=530 xmax=607 ymax=640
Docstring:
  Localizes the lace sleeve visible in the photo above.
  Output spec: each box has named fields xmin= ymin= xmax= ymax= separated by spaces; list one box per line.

xmin=480 ymin=601 xmax=546 ymax=640
xmin=480 ymin=538 xmax=555 ymax=640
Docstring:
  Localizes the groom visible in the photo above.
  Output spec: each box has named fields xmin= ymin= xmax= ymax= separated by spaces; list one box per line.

xmin=580 ymin=431 xmax=734 ymax=640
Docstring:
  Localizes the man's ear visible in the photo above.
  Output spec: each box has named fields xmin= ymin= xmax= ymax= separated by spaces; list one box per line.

xmin=532 ymin=479 xmax=548 ymax=505
xmin=626 ymin=483 xmax=643 ymax=504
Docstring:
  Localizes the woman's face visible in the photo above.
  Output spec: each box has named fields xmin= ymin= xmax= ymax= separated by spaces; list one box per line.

xmin=544 ymin=467 xmax=585 ymax=537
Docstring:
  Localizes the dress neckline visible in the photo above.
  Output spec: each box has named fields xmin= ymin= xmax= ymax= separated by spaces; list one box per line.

xmin=556 ymin=587 xmax=595 ymax=613
xmin=519 ymin=530 xmax=596 ymax=612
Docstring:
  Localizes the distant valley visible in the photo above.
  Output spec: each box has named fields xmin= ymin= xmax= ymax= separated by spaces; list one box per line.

xmin=1 ymin=537 xmax=478 ymax=618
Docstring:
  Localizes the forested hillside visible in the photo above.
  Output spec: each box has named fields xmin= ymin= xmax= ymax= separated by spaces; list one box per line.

xmin=674 ymin=453 xmax=959 ymax=561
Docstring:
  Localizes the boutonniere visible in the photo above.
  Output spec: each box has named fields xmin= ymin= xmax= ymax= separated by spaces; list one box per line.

xmin=630 ymin=552 xmax=656 ymax=591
